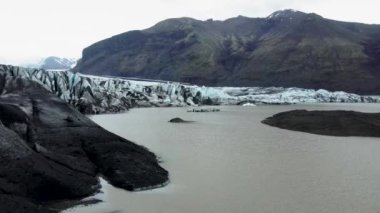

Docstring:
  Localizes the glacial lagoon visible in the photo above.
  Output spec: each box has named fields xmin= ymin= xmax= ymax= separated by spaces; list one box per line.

xmin=66 ymin=103 xmax=380 ymax=213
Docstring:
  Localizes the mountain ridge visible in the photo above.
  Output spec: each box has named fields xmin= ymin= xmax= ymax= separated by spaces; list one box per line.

xmin=74 ymin=10 xmax=380 ymax=94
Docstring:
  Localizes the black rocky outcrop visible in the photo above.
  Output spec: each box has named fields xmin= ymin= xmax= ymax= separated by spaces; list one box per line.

xmin=0 ymin=74 xmax=168 ymax=212
xmin=262 ymin=110 xmax=380 ymax=137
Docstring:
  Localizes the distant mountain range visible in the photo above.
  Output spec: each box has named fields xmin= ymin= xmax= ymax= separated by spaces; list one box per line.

xmin=39 ymin=56 xmax=77 ymax=70
xmin=0 ymin=56 xmax=77 ymax=70
xmin=73 ymin=9 xmax=380 ymax=94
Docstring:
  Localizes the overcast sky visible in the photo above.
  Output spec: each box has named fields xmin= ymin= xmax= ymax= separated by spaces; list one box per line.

xmin=1 ymin=0 xmax=379 ymax=64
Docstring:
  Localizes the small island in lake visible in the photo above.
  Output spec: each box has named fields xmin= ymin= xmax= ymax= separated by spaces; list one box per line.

xmin=169 ymin=118 xmax=193 ymax=123
xmin=262 ymin=110 xmax=380 ymax=137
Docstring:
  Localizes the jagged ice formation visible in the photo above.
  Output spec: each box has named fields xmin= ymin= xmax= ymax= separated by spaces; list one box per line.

xmin=1 ymin=64 xmax=379 ymax=114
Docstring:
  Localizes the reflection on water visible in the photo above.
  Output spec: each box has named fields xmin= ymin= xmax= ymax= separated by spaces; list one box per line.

xmin=65 ymin=104 xmax=380 ymax=213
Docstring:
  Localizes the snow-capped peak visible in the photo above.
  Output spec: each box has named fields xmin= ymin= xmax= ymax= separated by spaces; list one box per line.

xmin=0 ymin=56 xmax=77 ymax=71
xmin=39 ymin=56 xmax=77 ymax=71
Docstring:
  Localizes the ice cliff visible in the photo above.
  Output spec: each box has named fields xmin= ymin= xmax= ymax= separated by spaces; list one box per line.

xmin=1 ymin=64 xmax=378 ymax=114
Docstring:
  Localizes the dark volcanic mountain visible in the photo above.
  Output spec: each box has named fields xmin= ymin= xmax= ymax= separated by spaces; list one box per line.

xmin=74 ymin=10 xmax=380 ymax=94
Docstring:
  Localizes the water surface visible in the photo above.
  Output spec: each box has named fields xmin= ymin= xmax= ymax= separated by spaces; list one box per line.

xmin=66 ymin=104 xmax=380 ymax=213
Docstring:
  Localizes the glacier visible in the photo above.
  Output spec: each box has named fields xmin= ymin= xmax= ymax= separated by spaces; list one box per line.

xmin=1 ymin=64 xmax=379 ymax=114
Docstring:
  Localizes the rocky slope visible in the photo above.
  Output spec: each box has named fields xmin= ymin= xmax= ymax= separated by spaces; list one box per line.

xmin=262 ymin=110 xmax=380 ymax=137
xmin=74 ymin=9 xmax=380 ymax=94
xmin=1 ymin=65 xmax=379 ymax=114
xmin=0 ymin=74 xmax=168 ymax=212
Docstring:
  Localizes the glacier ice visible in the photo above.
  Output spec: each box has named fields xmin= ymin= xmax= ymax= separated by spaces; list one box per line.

xmin=0 ymin=64 xmax=379 ymax=114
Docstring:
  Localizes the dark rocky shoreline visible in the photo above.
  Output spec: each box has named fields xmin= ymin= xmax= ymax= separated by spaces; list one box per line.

xmin=262 ymin=110 xmax=380 ymax=137
xmin=0 ymin=75 xmax=169 ymax=212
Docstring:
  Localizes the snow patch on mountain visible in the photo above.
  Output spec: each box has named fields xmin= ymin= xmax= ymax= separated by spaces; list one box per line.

xmin=267 ymin=9 xmax=303 ymax=19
